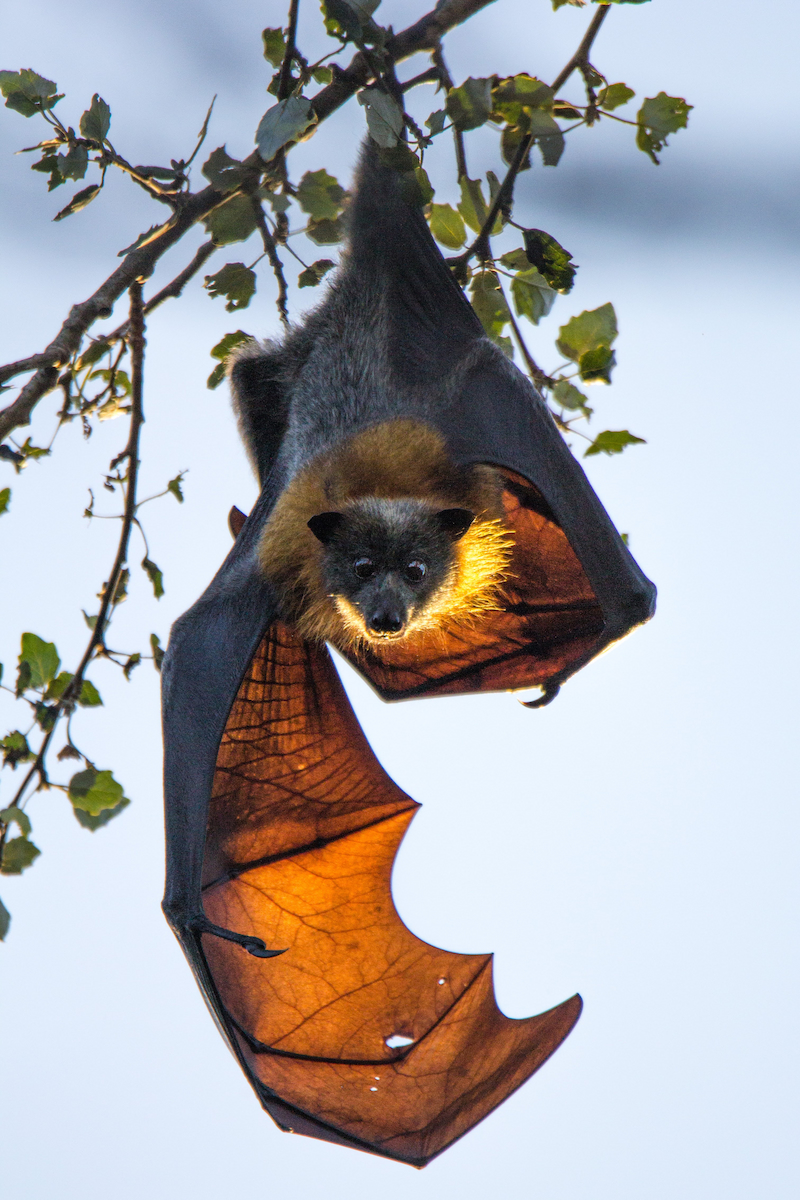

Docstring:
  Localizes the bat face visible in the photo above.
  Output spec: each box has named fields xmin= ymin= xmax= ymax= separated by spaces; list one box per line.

xmin=307 ymin=498 xmax=474 ymax=641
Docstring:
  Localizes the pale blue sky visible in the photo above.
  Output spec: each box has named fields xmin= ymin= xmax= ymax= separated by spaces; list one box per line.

xmin=1 ymin=2 xmax=798 ymax=1197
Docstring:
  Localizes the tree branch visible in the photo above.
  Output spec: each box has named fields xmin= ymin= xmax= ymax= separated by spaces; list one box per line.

xmin=251 ymin=201 xmax=289 ymax=327
xmin=457 ymin=3 xmax=611 ymax=266
xmin=7 ymin=283 xmax=146 ymax=811
xmin=0 ymin=0 xmax=498 ymax=442
xmin=278 ymin=0 xmax=301 ymax=101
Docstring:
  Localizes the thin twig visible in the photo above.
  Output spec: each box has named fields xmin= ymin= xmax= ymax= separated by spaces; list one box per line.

xmin=0 ymin=0 xmax=497 ymax=442
xmin=5 ymin=283 xmax=146 ymax=811
xmin=432 ymin=45 xmax=467 ymax=179
xmin=104 ymin=239 xmax=217 ymax=345
xmin=455 ymin=3 xmax=611 ymax=267
xmin=251 ymin=199 xmax=289 ymax=326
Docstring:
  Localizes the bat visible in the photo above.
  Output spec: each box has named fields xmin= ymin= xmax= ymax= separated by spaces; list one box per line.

xmin=161 ymin=141 xmax=655 ymax=1167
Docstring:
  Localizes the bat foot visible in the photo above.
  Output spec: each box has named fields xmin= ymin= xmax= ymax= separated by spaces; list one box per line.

xmin=191 ymin=915 xmax=286 ymax=958
xmin=520 ymin=682 xmax=561 ymax=709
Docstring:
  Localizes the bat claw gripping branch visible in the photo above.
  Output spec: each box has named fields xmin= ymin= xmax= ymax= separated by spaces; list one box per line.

xmin=189 ymin=914 xmax=286 ymax=959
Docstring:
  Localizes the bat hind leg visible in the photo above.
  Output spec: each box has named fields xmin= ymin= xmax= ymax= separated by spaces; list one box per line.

xmin=190 ymin=913 xmax=286 ymax=958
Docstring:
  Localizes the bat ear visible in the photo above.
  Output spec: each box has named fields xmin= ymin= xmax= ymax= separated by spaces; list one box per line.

xmin=436 ymin=508 xmax=475 ymax=541
xmin=308 ymin=511 xmax=345 ymax=544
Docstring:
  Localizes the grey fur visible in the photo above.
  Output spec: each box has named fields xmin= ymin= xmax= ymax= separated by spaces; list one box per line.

xmin=229 ymin=141 xmax=502 ymax=490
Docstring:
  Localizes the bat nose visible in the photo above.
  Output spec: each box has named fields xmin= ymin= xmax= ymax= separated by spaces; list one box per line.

xmin=369 ymin=609 xmax=405 ymax=635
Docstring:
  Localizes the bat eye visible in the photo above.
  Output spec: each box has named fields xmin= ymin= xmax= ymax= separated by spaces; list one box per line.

xmin=405 ymin=561 xmax=426 ymax=582
xmin=354 ymin=558 xmax=375 ymax=579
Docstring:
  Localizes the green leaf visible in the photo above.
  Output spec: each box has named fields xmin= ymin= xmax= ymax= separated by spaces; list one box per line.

xmin=262 ymin=26 xmax=286 ymax=67
xmin=322 ymin=0 xmax=383 ymax=43
xmin=207 ymin=330 xmax=254 ymax=389
xmin=499 ymin=249 xmax=529 ymax=271
xmin=150 ymin=633 xmax=165 ymax=672
xmin=298 ymin=258 xmax=336 ymax=288
xmin=78 ymin=679 xmax=102 ymax=707
xmin=296 ymin=169 xmax=346 ymax=221
xmin=167 ymin=473 xmax=185 ymax=503
xmin=598 ymin=82 xmax=635 ymax=111
xmin=203 ymin=195 xmax=257 ymax=246
xmin=0 ymin=487 xmax=10 ymax=515
xmin=201 ymin=145 xmax=248 ymax=193
xmin=306 ymin=216 xmax=344 ymax=245
xmin=446 ymin=77 xmax=492 ymax=132
xmin=53 ymin=184 xmax=100 ymax=222
xmin=457 ymin=176 xmax=487 ymax=235
xmin=79 ymin=94 xmax=111 ymax=141
xmin=34 ymin=701 xmax=58 ymax=732
xmin=552 ymin=378 xmax=591 ymax=413
xmin=522 ymin=228 xmax=577 ymax=293
xmin=255 ymin=95 xmax=317 ymax=162
xmin=511 ymin=267 xmax=557 ymax=326
xmin=491 ymin=74 xmax=553 ymax=125
xmin=74 ymin=795 xmax=130 ymax=831
xmin=557 ymin=302 xmax=618 ymax=383
xmin=45 ymin=670 xmax=73 ymax=700
xmin=408 ymin=166 xmax=434 ymax=206
xmin=123 ymin=652 xmax=141 ymax=680
xmin=56 ymin=143 xmax=88 ymax=183
xmin=0 ymin=896 xmax=9 ymax=941
xmin=1 ymin=836 xmax=40 ymax=875
xmin=68 ymin=768 xmax=127 ymax=816
xmin=0 ymin=69 xmax=62 ymax=117
xmin=578 ymin=344 xmax=616 ymax=383
xmin=0 ymin=806 xmax=31 ymax=837
xmin=312 ymin=66 xmax=333 ymax=85
xmin=425 ymin=109 xmax=446 ymax=136
xmin=1 ymin=732 xmax=33 ymax=769
xmin=469 ymin=270 xmax=511 ymax=344
xmin=636 ymin=92 xmax=692 ymax=164
xmin=428 ymin=203 xmax=467 ymax=250
xmin=142 ymin=557 xmax=165 ymax=599
xmin=108 ymin=566 xmax=129 ymax=606
xmin=584 ymin=429 xmax=646 ymax=457
xmin=500 ymin=123 xmax=532 ymax=172
xmin=527 ymin=109 xmax=564 ymax=166
xmin=358 ymin=88 xmax=403 ymax=148
xmin=82 ymin=610 xmax=98 ymax=630
xmin=18 ymin=633 xmax=60 ymax=690
xmin=204 ymin=262 xmax=256 ymax=311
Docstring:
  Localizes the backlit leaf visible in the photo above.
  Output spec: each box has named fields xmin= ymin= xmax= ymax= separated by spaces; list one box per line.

xmin=0 ymin=806 xmax=31 ymax=837
xmin=557 ymin=303 xmax=618 ymax=363
xmin=358 ymin=88 xmax=403 ymax=148
xmin=53 ymin=184 xmax=100 ymax=222
xmin=469 ymin=270 xmax=511 ymax=344
xmin=552 ymin=378 xmax=591 ymax=413
xmin=296 ymin=169 xmax=346 ymax=220
xmin=425 ymin=109 xmax=446 ymax=135
xmin=598 ymin=82 xmax=635 ymax=111
xmin=511 ymin=267 xmax=556 ymax=325
xmin=150 ymin=633 xmax=165 ymax=672
xmin=68 ymin=768 xmax=127 ymax=816
xmin=0 ymin=487 xmax=9 ymax=515
xmin=1 ymin=836 xmax=40 ymax=875
xmin=1 ymin=732 xmax=33 ymax=769
xmin=306 ymin=216 xmax=344 ymax=245
xmin=202 ymin=145 xmax=249 ymax=193
xmin=205 ymin=262 xmax=256 ymax=311
xmin=0 ymin=897 xmax=9 ymax=940
xmin=78 ymin=679 xmax=102 ymax=707
xmin=298 ymin=259 xmax=336 ymax=288
xmin=167 ymin=473 xmax=185 ymax=502
xmin=74 ymin=796 xmax=130 ymax=831
xmin=142 ymin=557 xmax=165 ymax=599
xmin=522 ymin=228 xmax=577 ymax=292
xmin=636 ymin=92 xmax=692 ymax=164
xmin=207 ymin=330 xmax=254 ymax=389
xmin=262 ymin=27 xmax=286 ymax=67
xmin=79 ymin=94 xmax=111 ymax=141
xmin=428 ymin=204 xmax=466 ymax=250
xmin=18 ymin=633 xmax=60 ymax=690
xmin=584 ymin=429 xmax=646 ymax=457
xmin=0 ymin=68 xmax=61 ymax=117
xmin=204 ymin=195 xmax=258 ymax=246
xmin=256 ymin=95 xmax=317 ymax=162
xmin=446 ymin=77 xmax=492 ymax=132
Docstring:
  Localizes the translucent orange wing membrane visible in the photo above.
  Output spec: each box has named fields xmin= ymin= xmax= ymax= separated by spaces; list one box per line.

xmin=199 ymin=623 xmax=581 ymax=1167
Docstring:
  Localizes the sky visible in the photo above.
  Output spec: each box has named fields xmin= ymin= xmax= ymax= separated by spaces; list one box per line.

xmin=1 ymin=1 xmax=798 ymax=1197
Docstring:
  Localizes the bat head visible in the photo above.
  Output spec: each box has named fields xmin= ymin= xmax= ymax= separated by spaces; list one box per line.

xmin=308 ymin=498 xmax=474 ymax=642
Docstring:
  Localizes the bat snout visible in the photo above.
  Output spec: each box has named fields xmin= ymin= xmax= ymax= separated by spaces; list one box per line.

xmin=368 ymin=606 xmax=406 ymax=637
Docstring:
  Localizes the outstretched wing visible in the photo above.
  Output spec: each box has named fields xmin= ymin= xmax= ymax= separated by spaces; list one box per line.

xmin=192 ymin=621 xmax=580 ymax=1168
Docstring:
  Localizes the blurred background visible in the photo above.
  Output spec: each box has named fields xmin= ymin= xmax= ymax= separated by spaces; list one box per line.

xmin=1 ymin=1 xmax=798 ymax=1197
